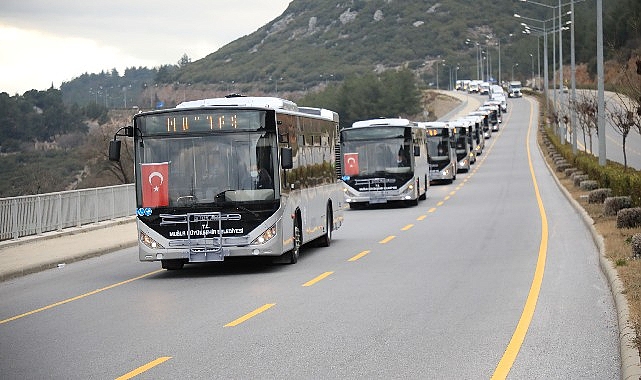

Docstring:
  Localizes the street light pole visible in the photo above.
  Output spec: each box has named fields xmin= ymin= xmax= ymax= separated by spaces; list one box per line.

xmin=570 ymin=0 xmax=578 ymax=154
xmin=530 ymin=53 xmax=535 ymax=88
xmin=597 ymin=0 xmax=606 ymax=166
xmin=558 ymin=0 xmax=566 ymax=142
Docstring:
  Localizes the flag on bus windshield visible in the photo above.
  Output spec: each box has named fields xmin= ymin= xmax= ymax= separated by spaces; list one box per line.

xmin=141 ymin=162 xmax=169 ymax=207
xmin=344 ymin=153 xmax=359 ymax=176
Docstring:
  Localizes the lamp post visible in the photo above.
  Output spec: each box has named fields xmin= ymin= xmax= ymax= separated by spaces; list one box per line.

xmin=529 ymin=53 xmax=535 ymax=89
xmin=596 ymin=0 xmax=605 ymax=166
xmin=519 ymin=0 xmax=584 ymax=150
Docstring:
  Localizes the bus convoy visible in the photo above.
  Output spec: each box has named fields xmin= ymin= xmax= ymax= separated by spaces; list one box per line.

xmin=109 ymin=93 xmax=504 ymax=269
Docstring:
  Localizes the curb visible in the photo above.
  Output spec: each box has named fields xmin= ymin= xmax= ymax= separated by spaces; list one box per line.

xmin=0 ymin=238 xmax=138 ymax=283
xmin=536 ymin=127 xmax=641 ymax=379
xmin=0 ymin=216 xmax=138 ymax=282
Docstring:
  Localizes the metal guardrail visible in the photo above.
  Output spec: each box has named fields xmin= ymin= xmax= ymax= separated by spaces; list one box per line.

xmin=0 ymin=184 xmax=135 ymax=241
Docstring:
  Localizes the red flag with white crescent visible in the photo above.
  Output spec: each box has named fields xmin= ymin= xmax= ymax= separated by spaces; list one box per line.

xmin=344 ymin=153 xmax=359 ymax=176
xmin=141 ymin=162 xmax=169 ymax=207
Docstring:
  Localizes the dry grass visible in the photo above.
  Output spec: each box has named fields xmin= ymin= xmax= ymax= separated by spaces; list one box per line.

xmin=538 ymin=128 xmax=641 ymax=349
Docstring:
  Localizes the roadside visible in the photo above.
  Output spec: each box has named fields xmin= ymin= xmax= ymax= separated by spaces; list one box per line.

xmin=537 ymin=115 xmax=641 ymax=378
xmin=0 ymin=217 xmax=137 ymax=282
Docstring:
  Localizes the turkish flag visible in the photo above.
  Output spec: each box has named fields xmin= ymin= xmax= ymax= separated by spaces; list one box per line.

xmin=344 ymin=153 xmax=359 ymax=176
xmin=141 ymin=162 xmax=169 ymax=207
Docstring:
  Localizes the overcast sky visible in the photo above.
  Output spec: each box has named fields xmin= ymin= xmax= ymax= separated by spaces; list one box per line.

xmin=0 ymin=0 xmax=291 ymax=95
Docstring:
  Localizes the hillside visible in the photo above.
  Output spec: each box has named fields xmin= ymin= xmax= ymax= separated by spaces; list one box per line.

xmin=56 ymin=0 xmax=640 ymax=109
xmin=167 ymin=0 xmax=638 ymax=95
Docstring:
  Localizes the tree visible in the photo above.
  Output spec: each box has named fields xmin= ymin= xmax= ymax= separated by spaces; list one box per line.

xmin=178 ymin=54 xmax=191 ymax=67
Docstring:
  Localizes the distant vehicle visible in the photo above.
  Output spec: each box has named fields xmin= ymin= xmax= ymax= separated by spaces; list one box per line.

xmin=508 ymin=81 xmax=522 ymax=98
xmin=468 ymin=80 xmax=481 ymax=93
xmin=479 ymin=82 xmax=491 ymax=95
xmin=420 ymin=121 xmax=457 ymax=184
xmin=489 ymin=84 xmax=504 ymax=96
xmin=468 ymin=109 xmax=492 ymax=139
xmin=479 ymin=104 xmax=500 ymax=132
xmin=490 ymin=92 xmax=508 ymax=113
xmin=449 ymin=119 xmax=473 ymax=171
xmin=340 ymin=118 xmax=429 ymax=207
xmin=108 ymin=96 xmax=344 ymax=268
xmin=484 ymin=100 xmax=503 ymax=124
xmin=461 ymin=115 xmax=485 ymax=156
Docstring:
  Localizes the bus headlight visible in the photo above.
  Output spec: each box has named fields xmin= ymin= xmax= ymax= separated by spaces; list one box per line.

xmin=140 ymin=231 xmax=164 ymax=249
xmin=251 ymin=224 xmax=277 ymax=245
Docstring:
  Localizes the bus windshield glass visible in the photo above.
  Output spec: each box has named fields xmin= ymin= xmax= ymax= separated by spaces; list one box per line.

xmin=134 ymin=131 xmax=277 ymax=208
xmin=341 ymin=127 xmax=411 ymax=175
xmin=426 ymin=128 xmax=451 ymax=160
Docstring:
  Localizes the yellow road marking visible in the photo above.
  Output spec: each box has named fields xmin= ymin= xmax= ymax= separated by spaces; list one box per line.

xmin=302 ymin=271 xmax=334 ymax=287
xmin=348 ymin=250 xmax=371 ymax=262
xmin=428 ymin=207 xmax=437 ymax=213
xmin=444 ymin=196 xmax=451 ymax=201
xmin=417 ymin=215 xmax=427 ymax=221
xmin=449 ymin=191 xmax=457 ymax=196
xmin=116 ymin=356 xmax=172 ymax=380
xmin=225 ymin=303 xmax=276 ymax=327
xmin=436 ymin=201 xmax=444 ymax=206
xmin=379 ymin=235 xmax=396 ymax=244
xmin=492 ymin=97 xmax=549 ymax=379
xmin=0 ymin=269 xmax=163 ymax=325
xmin=401 ymin=224 xmax=414 ymax=231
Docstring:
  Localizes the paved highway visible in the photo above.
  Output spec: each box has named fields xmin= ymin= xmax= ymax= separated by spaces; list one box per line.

xmin=0 ymin=95 xmax=620 ymax=379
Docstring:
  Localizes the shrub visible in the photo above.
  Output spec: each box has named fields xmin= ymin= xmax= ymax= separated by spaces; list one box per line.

xmin=604 ymin=196 xmax=633 ymax=216
xmin=570 ymin=171 xmax=584 ymax=180
xmin=573 ymin=174 xmax=589 ymax=187
xmin=616 ymin=208 xmax=641 ymax=229
xmin=588 ymin=188 xmax=612 ymax=204
xmin=580 ymin=180 xmax=599 ymax=191
xmin=632 ymin=233 xmax=641 ymax=257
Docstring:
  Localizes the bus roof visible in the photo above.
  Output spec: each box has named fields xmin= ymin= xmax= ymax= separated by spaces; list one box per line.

xmin=298 ymin=106 xmax=339 ymax=122
xmin=351 ymin=118 xmax=413 ymax=129
xmin=418 ymin=121 xmax=449 ymax=129
xmin=176 ymin=96 xmax=299 ymax=112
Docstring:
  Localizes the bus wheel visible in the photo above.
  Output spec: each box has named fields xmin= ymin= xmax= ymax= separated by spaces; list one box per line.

xmin=161 ymin=259 xmax=184 ymax=270
xmin=317 ymin=206 xmax=333 ymax=247
xmin=287 ymin=220 xmax=301 ymax=264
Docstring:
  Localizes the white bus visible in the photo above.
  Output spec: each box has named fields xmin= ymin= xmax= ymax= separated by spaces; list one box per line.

xmin=108 ymin=95 xmax=344 ymax=268
xmin=420 ymin=121 xmax=458 ymax=184
xmin=340 ymin=118 xmax=429 ymax=207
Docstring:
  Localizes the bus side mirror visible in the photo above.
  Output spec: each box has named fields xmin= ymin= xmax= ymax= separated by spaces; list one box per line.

xmin=108 ymin=126 xmax=135 ymax=161
xmin=109 ymin=140 xmax=121 ymax=162
xmin=281 ymin=147 xmax=293 ymax=169
xmin=413 ymin=146 xmax=420 ymax=156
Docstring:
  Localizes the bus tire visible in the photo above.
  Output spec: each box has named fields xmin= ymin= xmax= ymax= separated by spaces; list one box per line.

xmin=161 ymin=259 xmax=184 ymax=270
xmin=286 ymin=218 xmax=301 ymax=264
xmin=317 ymin=205 xmax=333 ymax=247
xmin=419 ymin=176 xmax=427 ymax=200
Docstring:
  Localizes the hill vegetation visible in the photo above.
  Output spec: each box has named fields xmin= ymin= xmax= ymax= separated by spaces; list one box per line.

xmin=1 ymin=0 xmax=640 ymax=197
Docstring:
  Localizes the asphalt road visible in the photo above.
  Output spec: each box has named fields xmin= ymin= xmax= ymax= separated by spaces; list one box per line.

xmin=0 ymin=95 xmax=620 ymax=379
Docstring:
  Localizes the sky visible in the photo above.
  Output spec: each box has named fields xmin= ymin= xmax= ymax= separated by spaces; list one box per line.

xmin=0 ymin=0 xmax=292 ymax=95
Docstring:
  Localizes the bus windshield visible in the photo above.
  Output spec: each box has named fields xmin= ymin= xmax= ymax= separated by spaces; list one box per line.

xmin=135 ymin=131 xmax=277 ymax=208
xmin=341 ymin=127 xmax=411 ymax=176
xmin=426 ymin=133 xmax=450 ymax=160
